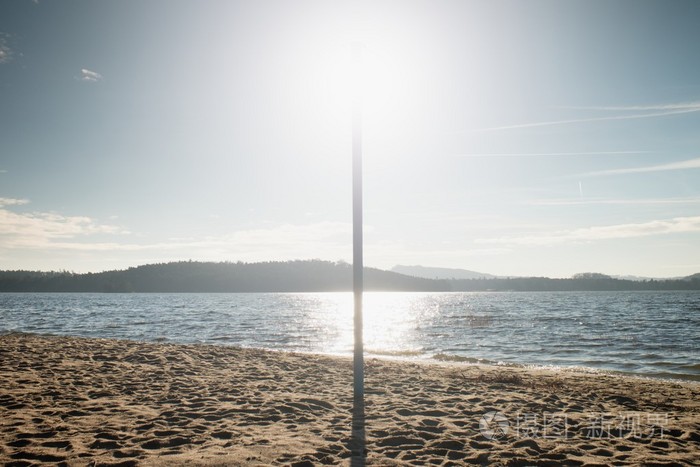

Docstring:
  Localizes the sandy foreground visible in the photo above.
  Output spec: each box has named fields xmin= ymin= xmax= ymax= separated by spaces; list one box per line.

xmin=0 ymin=334 xmax=698 ymax=466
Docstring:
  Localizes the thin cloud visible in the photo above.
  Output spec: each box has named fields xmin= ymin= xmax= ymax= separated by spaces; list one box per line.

xmin=0 ymin=201 xmax=124 ymax=250
xmin=0 ymin=36 xmax=12 ymax=64
xmin=469 ymin=100 xmax=700 ymax=133
xmin=0 ymin=197 xmax=29 ymax=207
xmin=78 ymin=68 xmax=103 ymax=82
xmin=0 ymin=203 xmax=352 ymax=262
xmin=474 ymin=108 xmax=700 ymax=132
xmin=478 ymin=216 xmax=700 ymax=246
xmin=563 ymin=101 xmax=700 ymax=111
xmin=453 ymin=151 xmax=648 ymax=158
xmin=581 ymin=157 xmax=700 ymax=177
xmin=526 ymin=196 xmax=700 ymax=207
xmin=367 ymin=243 xmax=511 ymax=260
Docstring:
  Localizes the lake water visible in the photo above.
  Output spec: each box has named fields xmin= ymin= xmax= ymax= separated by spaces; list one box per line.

xmin=1 ymin=291 xmax=698 ymax=381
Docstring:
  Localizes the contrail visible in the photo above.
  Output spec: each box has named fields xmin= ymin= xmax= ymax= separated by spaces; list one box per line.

xmin=453 ymin=151 xmax=648 ymax=158
xmin=580 ymin=157 xmax=700 ymax=177
xmin=560 ymin=101 xmax=700 ymax=111
xmin=470 ymin=108 xmax=700 ymax=133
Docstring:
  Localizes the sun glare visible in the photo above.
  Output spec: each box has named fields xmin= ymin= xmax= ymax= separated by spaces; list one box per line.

xmin=314 ymin=38 xmax=418 ymax=131
xmin=316 ymin=292 xmax=431 ymax=357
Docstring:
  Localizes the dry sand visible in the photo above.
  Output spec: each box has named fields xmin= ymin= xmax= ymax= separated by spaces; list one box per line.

xmin=0 ymin=333 xmax=698 ymax=466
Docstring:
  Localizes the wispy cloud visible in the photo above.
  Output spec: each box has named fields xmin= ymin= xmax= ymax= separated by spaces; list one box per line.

xmin=580 ymin=157 xmax=700 ymax=177
xmin=0 ymin=197 xmax=29 ymax=207
xmin=362 ymin=239 xmax=511 ymax=271
xmin=475 ymin=109 xmax=699 ymax=132
xmin=174 ymin=222 xmax=353 ymax=259
xmin=25 ymin=222 xmax=352 ymax=268
xmin=526 ymin=196 xmax=700 ymax=207
xmin=454 ymin=151 xmax=647 ymax=158
xmin=471 ymin=101 xmax=700 ymax=132
xmin=0 ymin=199 xmax=351 ymax=262
xmin=478 ymin=216 xmax=700 ymax=246
xmin=0 ymin=210 xmax=349 ymax=270
xmin=563 ymin=102 xmax=700 ymax=111
xmin=0 ymin=201 xmax=124 ymax=250
xmin=78 ymin=68 xmax=102 ymax=82
xmin=0 ymin=36 xmax=12 ymax=64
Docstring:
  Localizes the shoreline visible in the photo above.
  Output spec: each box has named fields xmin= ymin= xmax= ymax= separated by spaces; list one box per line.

xmin=1 ymin=333 xmax=699 ymax=465
xmin=4 ymin=330 xmax=699 ymax=384
xmin=2 ymin=290 xmax=698 ymax=387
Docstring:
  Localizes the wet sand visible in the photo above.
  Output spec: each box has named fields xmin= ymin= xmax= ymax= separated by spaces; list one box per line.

xmin=0 ymin=333 xmax=698 ymax=466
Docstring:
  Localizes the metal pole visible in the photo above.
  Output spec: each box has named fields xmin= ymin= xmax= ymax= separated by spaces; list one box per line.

xmin=352 ymin=43 xmax=364 ymax=401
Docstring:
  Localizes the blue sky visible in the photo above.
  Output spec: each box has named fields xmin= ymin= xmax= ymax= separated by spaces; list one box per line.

xmin=1 ymin=0 xmax=700 ymax=277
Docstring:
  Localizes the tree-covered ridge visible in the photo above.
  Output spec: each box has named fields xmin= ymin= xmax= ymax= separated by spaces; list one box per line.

xmin=0 ymin=260 xmax=698 ymax=292
xmin=0 ymin=260 xmax=448 ymax=293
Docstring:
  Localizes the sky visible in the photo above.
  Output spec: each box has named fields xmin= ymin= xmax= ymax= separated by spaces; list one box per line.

xmin=1 ymin=0 xmax=700 ymax=278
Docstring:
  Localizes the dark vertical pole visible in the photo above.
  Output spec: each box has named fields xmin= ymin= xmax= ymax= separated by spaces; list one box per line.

xmin=352 ymin=43 xmax=364 ymax=401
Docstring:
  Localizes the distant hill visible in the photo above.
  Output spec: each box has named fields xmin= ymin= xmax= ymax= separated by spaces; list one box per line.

xmin=0 ymin=261 xmax=698 ymax=293
xmin=612 ymin=275 xmax=655 ymax=282
xmin=391 ymin=265 xmax=495 ymax=280
xmin=579 ymin=272 xmax=693 ymax=281
xmin=0 ymin=260 xmax=450 ymax=293
xmin=572 ymin=272 xmax=613 ymax=280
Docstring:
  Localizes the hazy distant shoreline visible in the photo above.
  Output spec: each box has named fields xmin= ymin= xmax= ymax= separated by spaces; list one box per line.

xmin=1 ymin=260 xmax=699 ymax=293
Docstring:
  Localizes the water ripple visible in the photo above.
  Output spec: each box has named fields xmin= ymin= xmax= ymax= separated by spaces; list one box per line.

xmin=0 ymin=291 xmax=698 ymax=381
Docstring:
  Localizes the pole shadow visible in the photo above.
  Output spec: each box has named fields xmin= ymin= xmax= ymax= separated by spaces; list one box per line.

xmin=349 ymin=394 xmax=366 ymax=466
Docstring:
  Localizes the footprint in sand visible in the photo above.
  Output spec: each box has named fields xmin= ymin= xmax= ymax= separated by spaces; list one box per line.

xmin=7 ymin=439 xmax=32 ymax=448
xmin=41 ymin=440 xmax=72 ymax=450
xmin=9 ymin=450 xmax=67 ymax=463
xmin=15 ymin=431 xmax=57 ymax=440
xmin=89 ymin=439 xmax=122 ymax=450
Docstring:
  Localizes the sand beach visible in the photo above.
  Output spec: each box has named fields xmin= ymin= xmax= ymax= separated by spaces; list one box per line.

xmin=0 ymin=333 xmax=698 ymax=466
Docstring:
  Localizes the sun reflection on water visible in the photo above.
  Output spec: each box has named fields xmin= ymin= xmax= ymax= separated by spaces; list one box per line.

xmin=304 ymin=292 xmax=442 ymax=358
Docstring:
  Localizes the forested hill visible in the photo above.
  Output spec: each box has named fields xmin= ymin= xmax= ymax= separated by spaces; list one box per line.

xmin=0 ymin=261 xmax=699 ymax=292
xmin=0 ymin=261 xmax=449 ymax=293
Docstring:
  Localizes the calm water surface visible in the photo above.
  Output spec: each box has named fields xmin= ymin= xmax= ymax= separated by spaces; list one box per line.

xmin=1 ymin=291 xmax=698 ymax=381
